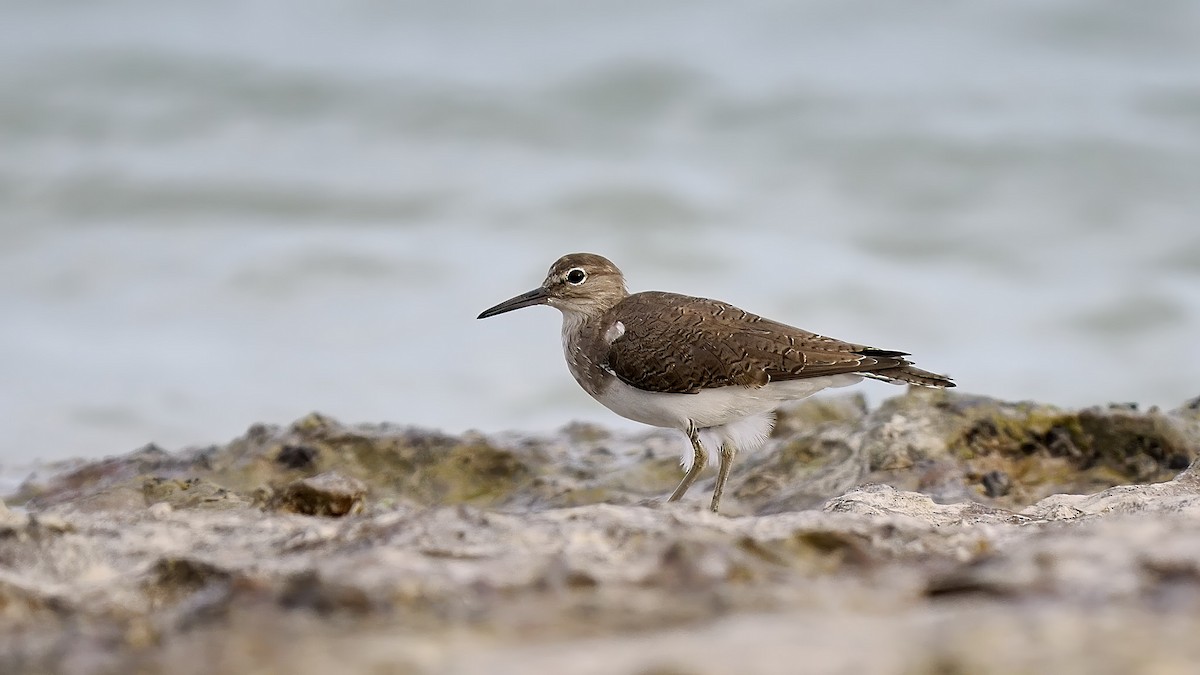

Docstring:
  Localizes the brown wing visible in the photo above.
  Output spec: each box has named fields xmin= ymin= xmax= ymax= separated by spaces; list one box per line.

xmin=603 ymin=292 xmax=915 ymax=394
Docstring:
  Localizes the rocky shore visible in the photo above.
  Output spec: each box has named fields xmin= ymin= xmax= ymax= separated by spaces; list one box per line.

xmin=3 ymin=389 xmax=1200 ymax=674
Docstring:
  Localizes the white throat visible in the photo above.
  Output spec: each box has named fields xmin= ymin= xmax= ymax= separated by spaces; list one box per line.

xmin=559 ymin=308 xmax=588 ymax=353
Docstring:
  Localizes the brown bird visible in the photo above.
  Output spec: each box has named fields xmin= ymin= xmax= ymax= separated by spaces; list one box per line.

xmin=478 ymin=253 xmax=954 ymax=513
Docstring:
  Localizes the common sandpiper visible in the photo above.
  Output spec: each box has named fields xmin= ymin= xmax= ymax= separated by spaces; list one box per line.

xmin=478 ymin=253 xmax=955 ymax=513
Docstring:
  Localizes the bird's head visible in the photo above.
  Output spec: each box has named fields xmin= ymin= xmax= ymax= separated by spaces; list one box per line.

xmin=477 ymin=253 xmax=628 ymax=320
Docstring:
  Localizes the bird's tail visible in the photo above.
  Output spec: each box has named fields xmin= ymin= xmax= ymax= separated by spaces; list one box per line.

xmin=866 ymin=364 xmax=956 ymax=389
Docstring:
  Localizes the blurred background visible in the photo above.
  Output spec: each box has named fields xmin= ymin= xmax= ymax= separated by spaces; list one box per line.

xmin=2 ymin=0 xmax=1198 ymax=467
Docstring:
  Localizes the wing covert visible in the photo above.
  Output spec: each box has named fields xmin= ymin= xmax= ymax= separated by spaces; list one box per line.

xmin=602 ymin=292 xmax=907 ymax=394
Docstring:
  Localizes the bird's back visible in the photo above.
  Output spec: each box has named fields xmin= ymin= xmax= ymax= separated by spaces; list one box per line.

xmin=602 ymin=291 xmax=954 ymax=394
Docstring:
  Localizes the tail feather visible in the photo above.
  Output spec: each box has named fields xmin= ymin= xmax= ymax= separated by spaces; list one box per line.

xmin=866 ymin=364 xmax=955 ymax=389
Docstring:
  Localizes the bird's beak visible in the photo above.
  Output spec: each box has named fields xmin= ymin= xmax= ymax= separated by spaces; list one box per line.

xmin=477 ymin=287 xmax=549 ymax=319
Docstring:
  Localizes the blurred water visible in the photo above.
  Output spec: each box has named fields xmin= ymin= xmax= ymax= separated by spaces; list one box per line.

xmin=1 ymin=0 xmax=1198 ymax=464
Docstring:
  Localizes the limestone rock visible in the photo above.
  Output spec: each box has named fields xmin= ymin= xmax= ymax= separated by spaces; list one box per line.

xmin=1 ymin=391 xmax=1198 ymax=674
xmin=143 ymin=477 xmax=250 ymax=511
xmin=270 ymin=471 xmax=367 ymax=517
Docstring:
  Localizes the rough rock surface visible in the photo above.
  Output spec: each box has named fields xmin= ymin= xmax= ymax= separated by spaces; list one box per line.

xmin=3 ymin=390 xmax=1200 ymax=674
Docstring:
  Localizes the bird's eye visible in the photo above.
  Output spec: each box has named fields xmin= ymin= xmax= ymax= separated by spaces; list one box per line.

xmin=566 ymin=268 xmax=587 ymax=285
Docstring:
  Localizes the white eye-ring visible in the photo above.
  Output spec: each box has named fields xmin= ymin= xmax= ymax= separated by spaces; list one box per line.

xmin=566 ymin=268 xmax=587 ymax=285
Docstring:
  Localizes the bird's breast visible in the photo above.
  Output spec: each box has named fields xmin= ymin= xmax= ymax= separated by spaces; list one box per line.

xmin=560 ymin=312 xmax=614 ymax=398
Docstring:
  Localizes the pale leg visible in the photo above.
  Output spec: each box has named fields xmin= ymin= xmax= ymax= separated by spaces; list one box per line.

xmin=668 ymin=423 xmax=707 ymax=502
xmin=710 ymin=442 xmax=737 ymax=513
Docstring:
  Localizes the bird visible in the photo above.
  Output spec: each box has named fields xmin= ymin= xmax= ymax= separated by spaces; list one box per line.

xmin=477 ymin=253 xmax=954 ymax=513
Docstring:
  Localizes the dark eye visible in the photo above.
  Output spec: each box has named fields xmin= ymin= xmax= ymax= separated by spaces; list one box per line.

xmin=566 ymin=268 xmax=586 ymax=285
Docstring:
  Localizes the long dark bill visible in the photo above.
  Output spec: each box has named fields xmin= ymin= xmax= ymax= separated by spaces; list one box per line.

xmin=477 ymin=287 xmax=549 ymax=319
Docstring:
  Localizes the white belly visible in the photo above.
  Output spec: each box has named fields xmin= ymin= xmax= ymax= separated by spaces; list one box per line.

xmin=592 ymin=374 xmax=861 ymax=471
xmin=592 ymin=374 xmax=861 ymax=430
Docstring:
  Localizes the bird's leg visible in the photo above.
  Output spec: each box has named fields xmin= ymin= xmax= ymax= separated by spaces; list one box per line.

xmin=709 ymin=442 xmax=738 ymax=513
xmin=668 ymin=423 xmax=707 ymax=503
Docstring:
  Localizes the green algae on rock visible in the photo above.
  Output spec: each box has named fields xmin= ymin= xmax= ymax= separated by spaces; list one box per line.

xmin=835 ymin=390 xmax=1198 ymax=511
xmin=207 ymin=413 xmax=536 ymax=508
